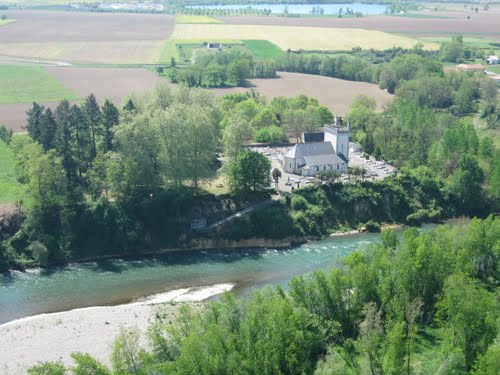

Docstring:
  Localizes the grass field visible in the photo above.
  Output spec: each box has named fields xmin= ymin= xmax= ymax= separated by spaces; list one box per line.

xmin=159 ymin=38 xmax=243 ymax=63
xmin=176 ymin=15 xmax=223 ymax=24
xmin=170 ymin=24 xmax=438 ymax=51
xmin=242 ymin=40 xmax=283 ymax=59
xmin=0 ymin=66 xmax=79 ymax=104
xmin=0 ymin=19 xmax=15 ymax=27
xmin=0 ymin=140 xmax=24 ymax=204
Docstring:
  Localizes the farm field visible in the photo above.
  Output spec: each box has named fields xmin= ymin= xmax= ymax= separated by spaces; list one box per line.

xmin=0 ymin=67 xmax=165 ymax=131
xmin=0 ymin=66 xmax=79 ymax=104
xmin=170 ymin=24 xmax=438 ymax=51
xmin=176 ymin=15 xmax=223 ymax=24
xmin=0 ymin=10 xmax=175 ymax=64
xmin=210 ymin=72 xmax=393 ymax=116
xmin=242 ymin=40 xmax=283 ymax=59
xmin=220 ymin=12 xmax=500 ymax=40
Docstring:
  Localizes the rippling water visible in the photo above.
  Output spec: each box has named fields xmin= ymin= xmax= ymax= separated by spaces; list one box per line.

xmin=0 ymin=227 xmax=434 ymax=324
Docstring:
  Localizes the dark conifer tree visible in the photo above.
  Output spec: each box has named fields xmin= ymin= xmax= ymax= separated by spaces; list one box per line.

xmin=25 ymin=102 xmax=45 ymax=143
xmin=101 ymin=99 xmax=119 ymax=152
xmin=69 ymin=105 xmax=91 ymax=176
xmin=83 ymin=94 xmax=101 ymax=159
xmin=38 ymin=108 xmax=58 ymax=151
xmin=123 ymin=98 xmax=136 ymax=112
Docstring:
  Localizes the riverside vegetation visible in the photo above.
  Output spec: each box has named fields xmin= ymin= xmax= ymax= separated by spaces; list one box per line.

xmin=0 ymin=47 xmax=499 ymax=272
xmin=27 ymin=216 xmax=500 ymax=375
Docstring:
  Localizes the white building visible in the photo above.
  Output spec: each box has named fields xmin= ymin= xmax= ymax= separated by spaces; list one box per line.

xmin=283 ymin=120 xmax=349 ymax=177
xmin=486 ymin=55 xmax=499 ymax=65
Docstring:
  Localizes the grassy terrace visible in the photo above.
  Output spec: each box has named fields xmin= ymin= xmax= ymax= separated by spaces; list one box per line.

xmin=0 ymin=66 xmax=79 ymax=104
xmin=242 ymin=40 xmax=283 ymax=59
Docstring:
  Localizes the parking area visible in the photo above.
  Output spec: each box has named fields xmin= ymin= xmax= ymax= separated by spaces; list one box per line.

xmin=250 ymin=145 xmax=397 ymax=193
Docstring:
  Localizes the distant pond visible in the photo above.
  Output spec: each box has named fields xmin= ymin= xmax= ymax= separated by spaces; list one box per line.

xmin=187 ymin=3 xmax=388 ymax=15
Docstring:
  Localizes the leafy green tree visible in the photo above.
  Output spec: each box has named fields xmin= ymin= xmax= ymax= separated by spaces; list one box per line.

xmin=227 ymin=150 xmax=271 ymax=194
xmin=472 ymin=339 xmax=500 ymax=375
xmin=448 ymin=155 xmax=485 ymax=214
xmin=272 ymin=167 xmax=282 ymax=189
xmin=360 ymin=302 xmax=384 ymax=375
xmin=437 ymin=273 xmax=498 ymax=371
xmin=222 ymin=115 xmax=253 ymax=159
xmin=70 ymin=353 xmax=111 ymax=375
xmin=27 ymin=362 xmax=66 ymax=375
xmin=112 ymin=327 xmax=143 ymax=374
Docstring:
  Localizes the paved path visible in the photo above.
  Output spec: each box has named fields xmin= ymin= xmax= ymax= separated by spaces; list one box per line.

xmin=202 ymin=199 xmax=276 ymax=231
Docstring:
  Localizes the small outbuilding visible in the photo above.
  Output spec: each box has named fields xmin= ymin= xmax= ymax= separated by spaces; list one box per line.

xmin=486 ymin=55 xmax=499 ymax=65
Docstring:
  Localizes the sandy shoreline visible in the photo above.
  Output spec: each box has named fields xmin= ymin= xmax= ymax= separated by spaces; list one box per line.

xmin=0 ymin=283 xmax=233 ymax=374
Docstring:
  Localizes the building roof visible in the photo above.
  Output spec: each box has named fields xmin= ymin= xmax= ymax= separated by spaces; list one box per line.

xmin=285 ymin=142 xmax=335 ymax=159
xmin=304 ymin=153 xmax=345 ymax=167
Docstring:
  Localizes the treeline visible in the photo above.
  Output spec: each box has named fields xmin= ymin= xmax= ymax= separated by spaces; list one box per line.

xmin=28 ymin=217 xmax=500 ymax=375
xmin=0 ymin=87 xmax=338 ymax=271
xmin=169 ymin=50 xmax=277 ymax=88
xmin=0 ymin=88 xmax=223 ymax=271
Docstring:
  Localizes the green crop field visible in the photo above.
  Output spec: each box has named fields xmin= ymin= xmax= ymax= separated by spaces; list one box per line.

xmin=0 ymin=140 xmax=24 ymax=204
xmin=243 ymin=40 xmax=283 ymax=59
xmin=0 ymin=66 xmax=80 ymax=104
xmin=171 ymin=24 xmax=438 ymax=51
xmin=176 ymin=15 xmax=223 ymax=24
xmin=159 ymin=39 xmax=243 ymax=63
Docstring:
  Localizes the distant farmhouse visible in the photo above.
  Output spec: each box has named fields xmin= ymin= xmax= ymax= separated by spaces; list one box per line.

xmin=284 ymin=117 xmax=349 ymax=176
xmin=205 ymin=42 xmax=223 ymax=49
xmin=486 ymin=55 xmax=499 ymax=65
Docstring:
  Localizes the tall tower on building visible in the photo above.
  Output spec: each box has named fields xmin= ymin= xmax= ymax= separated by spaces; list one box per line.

xmin=324 ymin=117 xmax=350 ymax=162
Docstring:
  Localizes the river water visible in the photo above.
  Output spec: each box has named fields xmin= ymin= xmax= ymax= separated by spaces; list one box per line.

xmin=0 ymin=227 xmax=434 ymax=325
xmin=188 ymin=3 xmax=387 ymax=15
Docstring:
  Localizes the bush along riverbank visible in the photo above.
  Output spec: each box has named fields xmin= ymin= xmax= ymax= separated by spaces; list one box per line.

xmin=0 ymin=165 xmax=492 ymax=273
xmin=0 ymin=164 xmax=494 ymax=273
xmin=214 ymin=166 xmax=492 ymax=242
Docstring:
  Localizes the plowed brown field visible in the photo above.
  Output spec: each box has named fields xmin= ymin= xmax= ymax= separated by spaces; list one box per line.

xmin=210 ymin=72 xmax=393 ymax=116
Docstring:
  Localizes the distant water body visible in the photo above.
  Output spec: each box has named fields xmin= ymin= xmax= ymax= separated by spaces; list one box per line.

xmin=0 ymin=225 xmax=435 ymax=324
xmin=187 ymin=3 xmax=388 ymax=15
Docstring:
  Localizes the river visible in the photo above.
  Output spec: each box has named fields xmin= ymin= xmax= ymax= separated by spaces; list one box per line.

xmin=0 ymin=226 xmax=434 ymax=325
xmin=187 ymin=3 xmax=387 ymax=15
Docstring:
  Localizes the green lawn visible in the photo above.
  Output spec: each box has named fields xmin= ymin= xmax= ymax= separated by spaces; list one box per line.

xmin=242 ymin=40 xmax=284 ymax=59
xmin=0 ymin=140 xmax=24 ymax=204
xmin=159 ymin=39 xmax=243 ymax=63
xmin=0 ymin=66 xmax=80 ymax=104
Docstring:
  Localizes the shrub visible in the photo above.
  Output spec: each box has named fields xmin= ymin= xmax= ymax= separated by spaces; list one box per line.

xmin=364 ymin=220 xmax=381 ymax=232
xmin=254 ymin=126 xmax=285 ymax=143
xmin=28 ymin=241 xmax=49 ymax=266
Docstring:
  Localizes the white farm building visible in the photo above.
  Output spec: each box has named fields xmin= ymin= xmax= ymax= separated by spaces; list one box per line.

xmin=283 ymin=120 xmax=350 ymax=177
